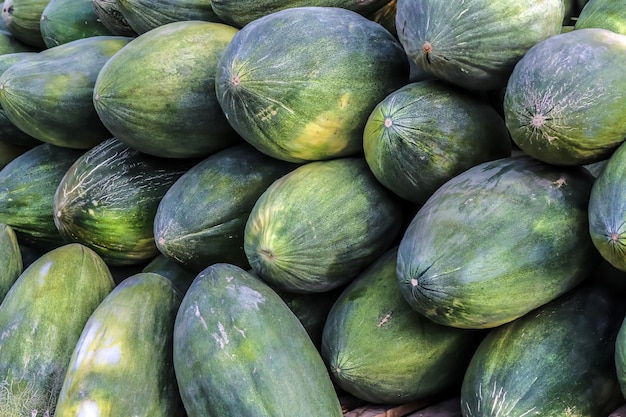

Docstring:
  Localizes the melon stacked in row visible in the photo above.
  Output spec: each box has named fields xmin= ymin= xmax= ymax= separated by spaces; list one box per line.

xmin=0 ymin=0 xmax=624 ymax=416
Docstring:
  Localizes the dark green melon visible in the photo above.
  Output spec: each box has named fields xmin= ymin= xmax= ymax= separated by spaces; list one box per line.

xmin=117 ymin=0 xmax=221 ymax=34
xmin=397 ymin=156 xmax=599 ymax=329
xmin=1 ymin=0 xmax=48 ymax=48
xmin=173 ymin=263 xmax=343 ymax=416
xmin=55 ymin=272 xmax=185 ymax=417
xmin=210 ymin=0 xmax=390 ymax=28
xmin=92 ymin=0 xmax=138 ymax=37
xmin=504 ymin=28 xmax=626 ymax=166
xmin=588 ymin=141 xmax=626 ymax=271
xmin=154 ymin=144 xmax=298 ymax=273
xmin=363 ymin=79 xmax=511 ymax=205
xmin=0 ymin=223 xmax=21 ymax=302
xmin=0 ymin=51 xmax=41 ymax=148
xmin=0 ymin=243 xmax=115 ymax=417
xmin=0 ymin=143 xmax=84 ymax=250
xmin=575 ymin=0 xmax=626 ymax=35
xmin=215 ymin=6 xmax=409 ymax=163
xmin=395 ymin=0 xmax=564 ymax=91
xmin=244 ymin=157 xmax=406 ymax=293
xmin=40 ymin=0 xmax=114 ymax=48
xmin=94 ymin=21 xmax=240 ymax=158
xmin=461 ymin=282 xmax=625 ymax=416
xmin=53 ymin=137 xmax=196 ymax=266
xmin=322 ymin=247 xmax=483 ymax=404
xmin=0 ymin=35 xmax=133 ymax=149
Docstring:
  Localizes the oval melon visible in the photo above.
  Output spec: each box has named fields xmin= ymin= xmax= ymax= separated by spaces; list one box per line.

xmin=397 ymin=156 xmax=599 ymax=329
xmin=215 ymin=6 xmax=409 ymax=163
xmin=53 ymin=137 xmax=196 ymax=266
xmin=0 ymin=243 xmax=115 ymax=417
xmin=173 ymin=263 xmax=343 ymax=416
xmin=322 ymin=247 xmax=483 ymax=404
xmin=94 ymin=21 xmax=240 ymax=158
xmin=154 ymin=143 xmax=298 ymax=272
xmin=244 ymin=157 xmax=406 ymax=293
xmin=55 ymin=272 xmax=185 ymax=417
xmin=395 ymin=0 xmax=564 ymax=91
xmin=461 ymin=282 xmax=624 ymax=416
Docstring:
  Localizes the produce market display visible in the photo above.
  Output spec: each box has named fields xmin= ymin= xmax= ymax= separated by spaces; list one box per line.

xmin=0 ymin=0 xmax=624 ymax=416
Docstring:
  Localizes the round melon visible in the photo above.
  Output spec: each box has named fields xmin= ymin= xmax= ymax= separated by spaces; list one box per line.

xmin=116 ymin=0 xmax=221 ymax=34
xmin=503 ymin=28 xmax=626 ymax=166
xmin=395 ymin=0 xmax=564 ymax=91
xmin=94 ymin=21 xmax=241 ymax=158
xmin=215 ymin=6 xmax=409 ymax=163
xmin=363 ymin=79 xmax=511 ymax=205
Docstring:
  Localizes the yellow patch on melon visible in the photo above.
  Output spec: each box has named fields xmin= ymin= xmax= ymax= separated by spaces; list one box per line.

xmin=289 ymin=93 xmax=352 ymax=160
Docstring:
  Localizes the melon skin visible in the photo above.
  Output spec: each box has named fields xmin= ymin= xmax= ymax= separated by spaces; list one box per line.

xmin=0 ymin=243 xmax=115 ymax=417
xmin=94 ymin=21 xmax=240 ymax=159
xmin=173 ymin=263 xmax=343 ymax=417
xmin=396 ymin=156 xmax=599 ymax=329
xmin=322 ymin=247 xmax=484 ymax=405
xmin=503 ymin=28 xmax=626 ymax=166
xmin=588 ymin=141 xmax=626 ymax=271
xmin=363 ymin=79 xmax=511 ymax=205
xmin=215 ymin=6 xmax=410 ymax=163
xmin=55 ymin=272 xmax=185 ymax=417
xmin=395 ymin=0 xmax=564 ymax=91
xmin=461 ymin=283 xmax=625 ymax=416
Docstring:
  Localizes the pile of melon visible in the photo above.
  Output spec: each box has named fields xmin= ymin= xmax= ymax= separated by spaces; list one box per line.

xmin=0 ymin=0 xmax=624 ymax=415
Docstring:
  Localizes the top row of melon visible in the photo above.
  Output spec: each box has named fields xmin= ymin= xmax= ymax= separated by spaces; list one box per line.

xmin=0 ymin=0 xmax=612 ymax=53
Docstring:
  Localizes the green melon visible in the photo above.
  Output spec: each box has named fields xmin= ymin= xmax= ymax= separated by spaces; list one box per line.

xmin=154 ymin=144 xmax=298 ymax=272
xmin=574 ymin=0 xmax=626 ymax=35
xmin=0 ymin=51 xmax=41 ymax=148
xmin=53 ymin=137 xmax=196 ymax=266
xmin=395 ymin=0 xmax=564 ymax=91
xmin=0 ymin=143 xmax=84 ymax=250
xmin=588 ymin=141 xmax=626 ymax=271
xmin=117 ymin=0 xmax=221 ymax=34
xmin=363 ymin=79 xmax=511 ymax=205
xmin=55 ymin=272 xmax=185 ymax=417
xmin=397 ymin=156 xmax=599 ymax=329
xmin=173 ymin=263 xmax=343 ymax=416
xmin=0 ymin=35 xmax=133 ymax=149
xmin=461 ymin=282 xmax=625 ymax=416
xmin=503 ymin=28 xmax=626 ymax=166
xmin=210 ymin=0 xmax=390 ymax=28
xmin=0 ymin=243 xmax=115 ymax=417
xmin=94 ymin=21 xmax=240 ymax=158
xmin=40 ymin=0 xmax=114 ymax=48
xmin=244 ymin=157 xmax=406 ymax=293
xmin=322 ymin=247 xmax=484 ymax=404
xmin=0 ymin=223 xmax=21 ymax=302
xmin=215 ymin=6 xmax=409 ymax=163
